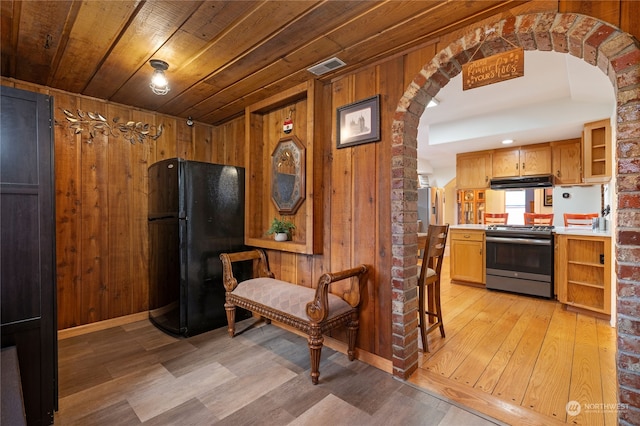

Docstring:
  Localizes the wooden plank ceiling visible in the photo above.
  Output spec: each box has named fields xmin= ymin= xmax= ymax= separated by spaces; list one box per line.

xmin=1 ymin=0 xmax=528 ymax=125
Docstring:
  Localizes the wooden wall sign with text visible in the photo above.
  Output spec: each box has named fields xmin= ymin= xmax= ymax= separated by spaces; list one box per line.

xmin=462 ymin=47 xmax=524 ymax=90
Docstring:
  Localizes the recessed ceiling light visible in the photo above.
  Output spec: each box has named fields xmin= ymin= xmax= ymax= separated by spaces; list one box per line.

xmin=502 ymin=139 xmax=514 ymax=144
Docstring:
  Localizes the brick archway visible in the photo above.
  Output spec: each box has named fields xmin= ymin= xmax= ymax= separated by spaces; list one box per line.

xmin=391 ymin=12 xmax=639 ymax=421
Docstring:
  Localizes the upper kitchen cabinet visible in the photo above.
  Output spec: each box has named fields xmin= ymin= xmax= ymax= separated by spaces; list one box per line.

xmin=456 ymin=151 xmax=492 ymax=189
xmin=492 ymin=143 xmax=552 ymax=178
xmin=551 ymin=138 xmax=582 ymax=185
xmin=582 ymin=119 xmax=612 ymax=183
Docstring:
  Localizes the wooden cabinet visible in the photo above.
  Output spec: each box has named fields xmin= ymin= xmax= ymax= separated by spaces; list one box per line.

xmin=450 ymin=229 xmax=485 ymax=284
xmin=492 ymin=143 xmax=552 ymax=178
xmin=456 ymin=120 xmax=609 ymax=186
xmin=521 ymin=144 xmax=552 ymax=175
xmin=551 ymin=138 xmax=582 ymax=185
xmin=457 ymin=190 xmax=485 ymax=224
xmin=456 ymin=151 xmax=491 ymax=189
xmin=1 ymin=86 xmax=57 ymax=425
xmin=582 ymin=118 xmax=612 ymax=183
xmin=491 ymin=147 xmax=520 ymax=177
xmin=556 ymin=234 xmax=611 ymax=316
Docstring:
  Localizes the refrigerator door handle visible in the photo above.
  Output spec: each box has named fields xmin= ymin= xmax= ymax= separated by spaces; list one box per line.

xmin=149 ymin=214 xmax=178 ymax=221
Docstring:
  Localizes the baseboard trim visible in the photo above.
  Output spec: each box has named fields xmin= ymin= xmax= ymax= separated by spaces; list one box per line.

xmin=273 ymin=321 xmax=393 ymax=374
xmin=57 ymin=312 xmax=149 ymax=340
xmin=563 ymin=303 xmax=610 ymax=321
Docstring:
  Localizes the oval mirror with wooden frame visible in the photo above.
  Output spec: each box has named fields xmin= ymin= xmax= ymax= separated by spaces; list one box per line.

xmin=271 ymin=136 xmax=305 ymax=215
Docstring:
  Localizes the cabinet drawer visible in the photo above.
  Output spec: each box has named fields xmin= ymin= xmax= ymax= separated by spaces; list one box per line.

xmin=451 ymin=230 xmax=484 ymax=242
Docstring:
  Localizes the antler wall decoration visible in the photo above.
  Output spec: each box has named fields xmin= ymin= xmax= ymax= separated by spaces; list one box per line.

xmin=60 ymin=109 xmax=163 ymax=144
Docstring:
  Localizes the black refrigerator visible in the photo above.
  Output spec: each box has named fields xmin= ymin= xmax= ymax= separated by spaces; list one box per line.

xmin=148 ymin=158 xmax=247 ymax=336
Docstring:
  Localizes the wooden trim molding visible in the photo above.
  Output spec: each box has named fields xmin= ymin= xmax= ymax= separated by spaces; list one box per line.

xmin=57 ymin=312 xmax=149 ymax=340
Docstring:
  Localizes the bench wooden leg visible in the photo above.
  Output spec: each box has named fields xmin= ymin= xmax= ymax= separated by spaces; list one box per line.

xmin=347 ymin=314 xmax=359 ymax=361
xmin=308 ymin=325 xmax=323 ymax=385
xmin=224 ymin=302 xmax=236 ymax=337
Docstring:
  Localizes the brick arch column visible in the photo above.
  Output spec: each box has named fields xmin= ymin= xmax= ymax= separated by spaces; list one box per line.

xmin=391 ymin=12 xmax=640 ymax=422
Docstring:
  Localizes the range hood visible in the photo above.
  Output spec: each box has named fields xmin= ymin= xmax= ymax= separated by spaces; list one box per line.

xmin=490 ymin=175 xmax=555 ymax=190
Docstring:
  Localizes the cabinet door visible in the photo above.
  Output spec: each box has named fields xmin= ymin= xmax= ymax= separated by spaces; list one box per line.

xmin=521 ymin=144 xmax=551 ymax=176
xmin=0 ymin=86 xmax=56 ymax=425
xmin=491 ymin=148 xmax=520 ymax=178
xmin=450 ymin=232 xmax=485 ymax=284
xmin=492 ymin=144 xmax=551 ymax=177
xmin=456 ymin=152 xmax=491 ymax=188
xmin=551 ymin=139 xmax=582 ymax=185
xmin=583 ymin=119 xmax=611 ymax=183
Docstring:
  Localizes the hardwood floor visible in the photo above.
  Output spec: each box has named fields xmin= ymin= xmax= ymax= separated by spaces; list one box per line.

xmin=409 ymin=256 xmax=617 ymax=426
xmin=56 ymin=318 xmax=503 ymax=425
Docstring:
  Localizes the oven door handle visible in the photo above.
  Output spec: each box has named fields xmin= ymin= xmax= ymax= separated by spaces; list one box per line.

xmin=485 ymin=236 xmax=551 ymax=246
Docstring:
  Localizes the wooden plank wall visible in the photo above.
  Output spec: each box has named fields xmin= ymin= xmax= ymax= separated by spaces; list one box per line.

xmin=1 ymin=77 xmax=244 ymax=329
xmin=2 ymin=0 xmax=637 ymax=360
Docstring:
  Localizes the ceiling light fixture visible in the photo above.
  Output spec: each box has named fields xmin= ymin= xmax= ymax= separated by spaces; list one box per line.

xmin=149 ymin=59 xmax=170 ymax=95
xmin=502 ymin=139 xmax=514 ymax=144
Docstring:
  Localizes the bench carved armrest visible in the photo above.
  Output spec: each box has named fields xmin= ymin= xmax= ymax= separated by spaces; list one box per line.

xmin=306 ymin=265 xmax=368 ymax=322
xmin=220 ymin=249 xmax=274 ymax=292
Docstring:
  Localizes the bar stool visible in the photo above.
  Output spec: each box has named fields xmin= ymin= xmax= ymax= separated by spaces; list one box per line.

xmin=524 ymin=213 xmax=554 ymax=225
xmin=564 ymin=213 xmax=599 ymax=227
xmin=418 ymin=224 xmax=449 ymax=352
xmin=484 ymin=213 xmax=508 ymax=224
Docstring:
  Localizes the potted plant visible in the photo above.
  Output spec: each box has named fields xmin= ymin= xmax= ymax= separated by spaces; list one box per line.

xmin=266 ymin=217 xmax=296 ymax=241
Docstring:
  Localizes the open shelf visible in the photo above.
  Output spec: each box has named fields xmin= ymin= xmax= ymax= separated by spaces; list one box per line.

xmin=583 ymin=119 xmax=611 ymax=182
xmin=557 ymin=234 xmax=611 ymax=316
xmin=567 ymin=280 xmax=605 ymax=290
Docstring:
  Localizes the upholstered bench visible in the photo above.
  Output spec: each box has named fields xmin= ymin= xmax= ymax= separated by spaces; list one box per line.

xmin=219 ymin=249 xmax=368 ymax=384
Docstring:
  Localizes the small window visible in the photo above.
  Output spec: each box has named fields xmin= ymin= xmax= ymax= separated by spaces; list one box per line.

xmin=505 ymin=190 xmax=526 ymax=225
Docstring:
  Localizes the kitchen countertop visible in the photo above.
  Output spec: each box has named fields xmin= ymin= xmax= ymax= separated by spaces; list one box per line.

xmin=448 ymin=224 xmax=487 ymax=231
xmin=447 ymin=223 xmax=611 ymax=237
xmin=553 ymin=226 xmax=611 ymax=237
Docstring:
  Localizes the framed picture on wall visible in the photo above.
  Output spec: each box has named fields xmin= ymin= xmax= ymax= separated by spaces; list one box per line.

xmin=336 ymin=95 xmax=380 ymax=148
xmin=544 ymin=188 xmax=553 ymax=206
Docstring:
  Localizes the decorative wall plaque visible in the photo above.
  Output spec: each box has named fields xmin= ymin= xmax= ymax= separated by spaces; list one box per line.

xmin=462 ymin=47 xmax=524 ymax=91
xmin=60 ymin=109 xmax=163 ymax=144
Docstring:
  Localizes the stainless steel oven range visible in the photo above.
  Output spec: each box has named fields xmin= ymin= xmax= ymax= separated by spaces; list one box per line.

xmin=485 ymin=225 xmax=554 ymax=298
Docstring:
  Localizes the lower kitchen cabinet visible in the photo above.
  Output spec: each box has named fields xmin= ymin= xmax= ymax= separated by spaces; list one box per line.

xmin=556 ymin=234 xmax=611 ymax=316
xmin=450 ymin=229 xmax=485 ymax=284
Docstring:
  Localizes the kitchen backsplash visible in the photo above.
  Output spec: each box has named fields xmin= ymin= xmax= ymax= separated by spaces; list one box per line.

xmin=552 ymin=185 xmax=603 ymax=227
